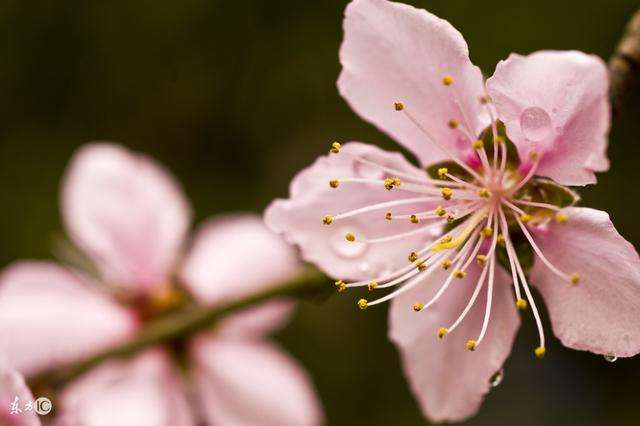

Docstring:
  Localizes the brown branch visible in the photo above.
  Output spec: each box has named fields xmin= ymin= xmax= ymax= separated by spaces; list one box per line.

xmin=30 ymin=267 xmax=328 ymax=388
xmin=609 ymin=8 xmax=640 ymax=115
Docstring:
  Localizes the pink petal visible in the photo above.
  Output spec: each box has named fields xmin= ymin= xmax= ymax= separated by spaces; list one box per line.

xmin=530 ymin=207 xmax=640 ymax=357
xmin=0 ymin=358 xmax=40 ymax=426
xmin=190 ymin=337 xmax=323 ymax=426
xmin=61 ymin=143 xmax=192 ymax=294
xmin=486 ymin=51 xmax=610 ymax=185
xmin=180 ymin=214 xmax=301 ymax=306
xmin=0 ymin=262 xmax=137 ymax=376
xmin=338 ymin=0 xmax=488 ymax=165
xmin=265 ymin=142 xmax=438 ymax=280
xmin=55 ymin=350 xmax=194 ymax=426
xmin=216 ymin=300 xmax=295 ymax=339
xmin=388 ymin=264 xmax=519 ymax=422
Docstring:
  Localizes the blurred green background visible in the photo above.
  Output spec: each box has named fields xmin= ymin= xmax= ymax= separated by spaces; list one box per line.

xmin=0 ymin=0 xmax=638 ymax=424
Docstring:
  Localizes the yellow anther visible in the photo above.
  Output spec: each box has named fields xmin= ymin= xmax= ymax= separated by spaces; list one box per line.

xmin=357 ymin=298 xmax=368 ymax=310
xmin=453 ymin=269 xmax=466 ymax=279
xmin=367 ymin=281 xmax=378 ymax=291
xmin=494 ymin=136 xmax=505 ymax=144
xmin=435 ymin=206 xmax=446 ymax=217
xmin=478 ymin=188 xmax=491 ymax=198
xmin=440 ymin=235 xmax=453 ymax=244
xmin=516 ymin=298 xmax=528 ymax=310
xmin=433 ymin=210 xmax=486 ymax=253
xmin=335 ymin=280 xmax=346 ymax=292
xmin=466 ymin=340 xmax=477 ymax=351
xmin=535 ymin=346 xmax=546 ymax=359
xmin=441 ymin=187 xmax=453 ymax=200
xmin=345 ymin=232 xmax=356 ymax=242
xmin=570 ymin=273 xmax=580 ymax=285
xmin=555 ymin=213 xmax=568 ymax=224
xmin=446 ymin=215 xmax=455 ymax=224
xmin=394 ymin=101 xmax=404 ymax=111
xmin=448 ymin=118 xmax=459 ymax=129
xmin=417 ymin=261 xmax=427 ymax=272
xmin=442 ymin=75 xmax=454 ymax=86
xmin=481 ymin=227 xmax=493 ymax=238
xmin=409 ymin=214 xmax=419 ymax=224
xmin=408 ymin=252 xmax=418 ymax=262
xmin=385 ymin=211 xmax=393 ymax=221
xmin=412 ymin=303 xmax=424 ymax=312
xmin=393 ymin=177 xmax=402 ymax=187
xmin=322 ymin=214 xmax=333 ymax=225
xmin=472 ymin=139 xmax=484 ymax=149
xmin=329 ymin=179 xmax=340 ymax=188
xmin=437 ymin=327 xmax=449 ymax=339
xmin=529 ymin=150 xmax=539 ymax=161
xmin=330 ymin=141 xmax=341 ymax=154
xmin=520 ymin=213 xmax=532 ymax=224
xmin=476 ymin=254 xmax=487 ymax=267
xmin=497 ymin=234 xmax=506 ymax=247
xmin=384 ymin=178 xmax=396 ymax=191
xmin=437 ymin=167 xmax=449 ymax=178
xmin=441 ymin=259 xmax=452 ymax=270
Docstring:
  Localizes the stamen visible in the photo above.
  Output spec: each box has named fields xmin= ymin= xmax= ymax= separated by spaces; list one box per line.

xmin=412 ymin=302 xmax=424 ymax=312
xmin=441 ymin=187 xmax=453 ymax=200
xmin=516 ymin=298 xmax=528 ymax=310
xmin=345 ymin=232 xmax=356 ymax=242
xmin=435 ymin=206 xmax=446 ymax=217
xmin=330 ymin=142 xmax=341 ymax=154
xmin=437 ymin=167 xmax=448 ymax=178
xmin=394 ymin=103 xmax=485 ymax=184
xmin=555 ymin=212 xmax=568 ymax=224
xmin=330 ymin=197 xmax=442 ymax=223
xmin=512 ymin=199 xmax=561 ymax=212
xmin=367 ymin=281 xmax=378 ymax=291
xmin=357 ymin=299 xmax=368 ymax=310
xmin=335 ymin=280 xmax=346 ymax=292
xmin=442 ymin=75 xmax=453 ymax=86
xmin=329 ymin=179 xmax=340 ymax=188
xmin=394 ymin=102 xmax=404 ymax=111
xmin=474 ymin=253 xmax=497 ymax=347
xmin=512 ymin=211 xmax=577 ymax=284
xmin=322 ymin=214 xmax=333 ymax=225
xmin=478 ymin=188 xmax=491 ymax=198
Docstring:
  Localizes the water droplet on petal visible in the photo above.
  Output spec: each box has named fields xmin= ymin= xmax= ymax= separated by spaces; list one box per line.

xmin=330 ymin=226 xmax=368 ymax=259
xmin=489 ymin=369 xmax=504 ymax=387
xmin=604 ymin=354 xmax=618 ymax=363
xmin=520 ymin=107 xmax=552 ymax=142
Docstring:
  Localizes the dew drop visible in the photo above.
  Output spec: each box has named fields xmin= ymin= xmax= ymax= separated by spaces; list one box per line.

xmin=604 ymin=354 xmax=618 ymax=363
xmin=489 ymin=369 xmax=504 ymax=387
xmin=520 ymin=107 xmax=552 ymax=142
xmin=330 ymin=226 xmax=368 ymax=259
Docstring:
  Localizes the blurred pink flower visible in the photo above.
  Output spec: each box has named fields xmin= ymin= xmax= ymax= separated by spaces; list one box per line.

xmin=0 ymin=143 xmax=323 ymax=425
xmin=0 ymin=358 xmax=40 ymax=426
xmin=266 ymin=0 xmax=640 ymax=422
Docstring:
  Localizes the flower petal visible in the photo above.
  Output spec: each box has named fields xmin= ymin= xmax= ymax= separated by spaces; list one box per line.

xmin=216 ymin=300 xmax=295 ymax=339
xmin=56 ymin=350 xmax=194 ymax=426
xmin=0 ymin=358 xmax=40 ymax=426
xmin=61 ymin=143 xmax=192 ymax=294
xmin=338 ymin=0 xmax=488 ymax=165
xmin=190 ymin=337 xmax=323 ymax=426
xmin=388 ymin=264 xmax=519 ymax=422
xmin=530 ymin=207 xmax=640 ymax=357
xmin=180 ymin=214 xmax=301 ymax=306
xmin=0 ymin=262 xmax=137 ymax=376
xmin=486 ymin=51 xmax=610 ymax=185
xmin=265 ymin=142 xmax=439 ymax=280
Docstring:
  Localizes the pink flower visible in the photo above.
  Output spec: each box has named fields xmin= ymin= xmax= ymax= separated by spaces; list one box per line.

xmin=265 ymin=0 xmax=640 ymax=422
xmin=0 ymin=358 xmax=40 ymax=426
xmin=0 ymin=143 xmax=323 ymax=425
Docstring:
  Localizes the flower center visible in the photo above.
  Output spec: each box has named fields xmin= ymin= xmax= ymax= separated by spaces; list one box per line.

xmin=322 ymin=76 xmax=581 ymax=358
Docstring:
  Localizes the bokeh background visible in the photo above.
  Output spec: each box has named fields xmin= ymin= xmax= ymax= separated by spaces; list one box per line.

xmin=1 ymin=0 xmax=639 ymax=424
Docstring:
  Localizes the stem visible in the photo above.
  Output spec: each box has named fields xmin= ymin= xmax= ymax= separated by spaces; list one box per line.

xmin=610 ymin=8 xmax=640 ymax=115
xmin=30 ymin=267 xmax=328 ymax=387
